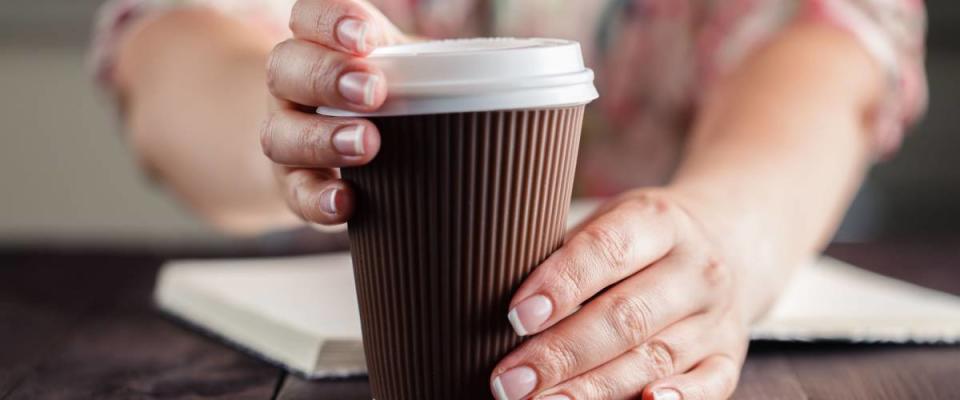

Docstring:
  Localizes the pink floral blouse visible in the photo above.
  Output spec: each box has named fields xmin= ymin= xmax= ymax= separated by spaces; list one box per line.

xmin=92 ymin=0 xmax=928 ymax=196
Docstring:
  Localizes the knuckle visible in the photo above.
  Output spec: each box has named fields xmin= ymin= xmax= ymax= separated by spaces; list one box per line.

xmin=575 ymin=373 xmax=618 ymax=400
xmin=604 ymin=294 xmax=654 ymax=345
xmin=306 ymin=58 xmax=327 ymax=101
xmin=286 ymin=171 xmax=310 ymax=202
xmin=701 ymin=256 xmax=731 ymax=290
xmin=541 ymin=261 xmax=585 ymax=306
xmin=684 ymin=387 xmax=708 ymax=400
xmin=715 ymin=355 xmax=743 ymax=393
xmin=525 ymin=333 xmax=580 ymax=383
xmin=259 ymin=115 xmax=276 ymax=158
xmin=297 ymin=118 xmax=331 ymax=164
xmin=314 ymin=0 xmax=349 ymax=37
xmin=580 ymin=223 xmax=629 ymax=270
xmin=289 ymin=0 xmax=305 ymax=31
xmin=621 ymin=192 xmax=671 ymax=216
xmin=289 ymin=0 xmax=337 ymax=35
xmin=265 ymin=40 xmax=293 ymax=93
xmin=307 ymin=55 xmax=339 ymax=103
xmin=284 ymin=172 xmax=310 ymax=218
xmin=311 ymin=7 xmax=329 ymax=38
xmin=632 ymin=339 xmax=678 ymax=378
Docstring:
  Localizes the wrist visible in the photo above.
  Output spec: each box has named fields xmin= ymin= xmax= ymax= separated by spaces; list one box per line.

xmin=662 ymin=184 xmax=803 ymax=321
xmin=663 ymin=183 xmax=761 ymax=254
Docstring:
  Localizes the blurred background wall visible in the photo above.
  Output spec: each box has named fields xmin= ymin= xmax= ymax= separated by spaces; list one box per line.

xmin=0 ymin=0 xmax=216 ymax=245
xmin=0 ymin=0 xmax=958 ymax=246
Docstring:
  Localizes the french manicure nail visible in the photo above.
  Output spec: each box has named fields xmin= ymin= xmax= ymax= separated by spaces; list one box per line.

xmin=492 ymin=366 xmax=538 ymax=400
xmin=339 ymin=72 xmax=380 ymax=107
xmin=319 ymin=187 xmax=339 ymax=215
xmin=652 ymin=388 xmax=682 ymax=400
xmin=332 ymin=125 xmax=366 ymax=156
xmin=337 ymin=18 xmax=371 ymax=53
xmin=507 ymin=294 xmax=553 ymax=336
xmin=539 ymin=395 xmax=571 ymax=400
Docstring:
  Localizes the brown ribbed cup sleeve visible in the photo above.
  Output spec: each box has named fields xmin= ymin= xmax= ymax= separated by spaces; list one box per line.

xmin=341 ymin=106 xmax=585 ymax=399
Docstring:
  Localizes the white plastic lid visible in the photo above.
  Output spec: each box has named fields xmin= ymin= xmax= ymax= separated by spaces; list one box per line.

xmin=316 ymin=38 xmax=598 ymax=117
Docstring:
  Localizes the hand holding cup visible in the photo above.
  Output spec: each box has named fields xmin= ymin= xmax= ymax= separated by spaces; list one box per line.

xmin=261 ymin=0 xmax=405 ymax=225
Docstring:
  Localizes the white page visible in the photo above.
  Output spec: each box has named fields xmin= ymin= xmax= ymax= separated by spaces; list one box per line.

xmin=157 ymin=253 xmax=960 ymax=377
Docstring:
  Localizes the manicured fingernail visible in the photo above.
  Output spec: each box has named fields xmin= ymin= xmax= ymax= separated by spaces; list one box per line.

xmin=339 ymin=72 xmax=379 ymax=107
xmin=332 ymin=125 xmax=366 ymax=156
xmin=319 ymin=187 xmax=339 ymax=215
xmin=539 ymin=395 xmax=571 ymax=400
xmin=337 ymin=18 xmax=372 ymax=53
xmin=492 ymin=366 xmax=537 ymax=400
xmin=507 ymin=294 xmax=553 ymax=336
xmin=653 ymin=388 xmax=682 ymax=400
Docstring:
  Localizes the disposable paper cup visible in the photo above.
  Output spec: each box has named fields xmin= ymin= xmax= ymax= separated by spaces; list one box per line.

xmin=320 ymin=38 xmax=598 ymax=399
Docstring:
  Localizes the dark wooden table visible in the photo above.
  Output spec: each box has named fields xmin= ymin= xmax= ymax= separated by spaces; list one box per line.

xmin=1 ymin=240 xmax=959 ymax=399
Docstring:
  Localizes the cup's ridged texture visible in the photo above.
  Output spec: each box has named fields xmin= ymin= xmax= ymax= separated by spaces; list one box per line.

xmin=342 ymin=106 xmax=584 ymax=399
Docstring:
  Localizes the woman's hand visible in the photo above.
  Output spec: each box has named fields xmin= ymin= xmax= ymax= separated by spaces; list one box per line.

xmin=261 ymin=0 xmax=406 ymax=225
xmin=491 ymin=189 xmax=752 ymax=400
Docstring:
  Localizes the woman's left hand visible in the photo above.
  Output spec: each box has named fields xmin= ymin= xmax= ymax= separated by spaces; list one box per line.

xmin=491 ymin=189 xmax=752 ymax=400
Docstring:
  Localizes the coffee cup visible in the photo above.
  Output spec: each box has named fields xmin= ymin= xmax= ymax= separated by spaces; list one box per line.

xmin=318 ymin=38 xmax=598 ymax=399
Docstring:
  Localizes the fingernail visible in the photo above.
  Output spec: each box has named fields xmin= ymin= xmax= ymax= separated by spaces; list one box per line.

xmin=539 ymin=395 xmax=571 ymax=400
xmin=653 ymin=388 xmax=682 ymax=400
xmin=339 ymin=72 xmax=380 ymax=107
xmin=507 ymin=294 xmax=553 ymax=336
xmin=492 ymin=366 xmax=537 ymax=400
xmin=319 ymin=187 xmax=339 ymax=215
xmin=337 ymin=18 xmax=372 ymax=53
xmin=332 ymin=125 xmax=366 ymax=156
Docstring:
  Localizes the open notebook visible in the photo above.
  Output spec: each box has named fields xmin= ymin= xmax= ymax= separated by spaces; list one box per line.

xmin=155 ymin=255 xmax=960 ymax=378
xmin=155 ymin=202 xmax=960 ymax=378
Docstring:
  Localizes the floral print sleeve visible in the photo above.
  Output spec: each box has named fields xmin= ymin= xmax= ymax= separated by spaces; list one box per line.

xmin=91 ymin=0 xmax=927 ymax=194
xmin=699 ymin=0 xmax=928 ymax=157
xmin=539 ymin=0 xmax=928 ymax=194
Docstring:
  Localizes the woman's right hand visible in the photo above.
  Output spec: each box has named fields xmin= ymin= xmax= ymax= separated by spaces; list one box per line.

xmin=261 ymin=0 xmax=406 ymax=225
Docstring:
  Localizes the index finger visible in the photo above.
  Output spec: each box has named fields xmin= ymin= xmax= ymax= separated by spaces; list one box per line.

xmin=507 ymin=195 xmax=680 ymax=337
xmin=289 ymin=0 xmax=388 ymax=55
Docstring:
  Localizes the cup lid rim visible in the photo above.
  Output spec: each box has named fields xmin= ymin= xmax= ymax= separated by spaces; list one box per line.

xmin=318 ymin=37 xmax=598 ymax=117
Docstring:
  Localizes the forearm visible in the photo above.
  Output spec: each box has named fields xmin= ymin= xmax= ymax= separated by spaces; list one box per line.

xmin=115 ymin=9 xmax=299 ymax=234
xmin=669 ymin=22 xmax=882 ymax=317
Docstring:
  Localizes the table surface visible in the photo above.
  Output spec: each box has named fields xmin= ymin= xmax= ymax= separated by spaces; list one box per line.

xmin=1 ymin=239 xmax=959 ymax=400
